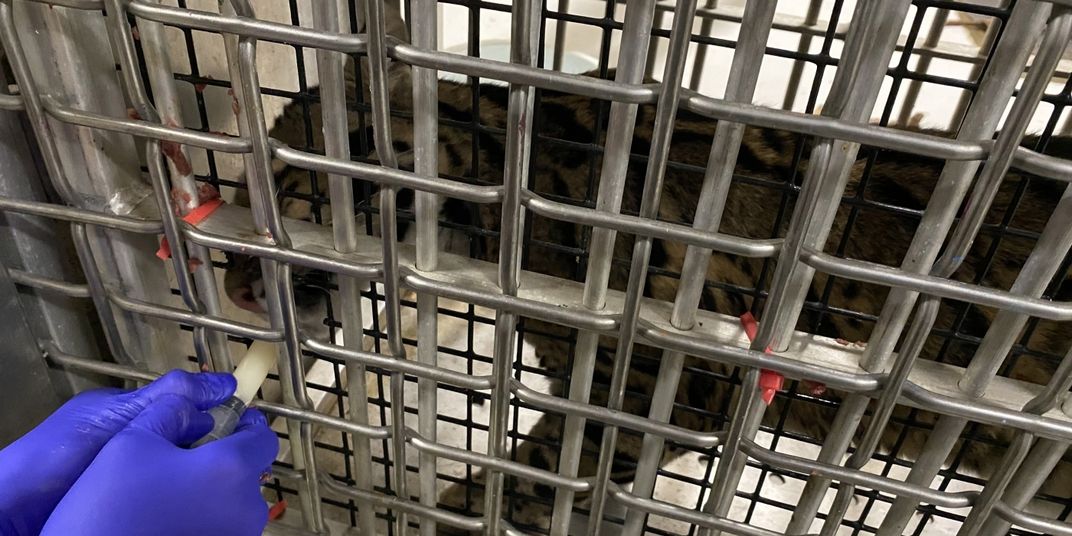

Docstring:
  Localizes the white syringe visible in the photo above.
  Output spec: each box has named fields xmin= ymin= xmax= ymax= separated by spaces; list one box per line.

xmin=191 ymin=340 xmax=276 ymax=447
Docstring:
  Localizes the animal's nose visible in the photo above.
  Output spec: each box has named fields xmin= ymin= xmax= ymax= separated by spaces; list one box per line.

xmin=228 ymin=282 xmax=266 ymax=314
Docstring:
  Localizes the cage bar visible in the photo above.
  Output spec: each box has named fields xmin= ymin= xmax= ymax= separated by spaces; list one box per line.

xmin=3 ymin=0 xmax=1072 ymax=535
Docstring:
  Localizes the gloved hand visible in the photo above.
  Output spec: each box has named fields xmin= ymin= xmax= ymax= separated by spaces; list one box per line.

xmin=0 ymin=370 xmax=236 ymax=536
xmin=40 ymin=396 xmax=278 ymax=536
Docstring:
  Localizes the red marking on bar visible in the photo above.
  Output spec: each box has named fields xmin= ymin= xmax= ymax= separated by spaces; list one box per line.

xmin=738 ymin=312 xmax=782 ymax=405
xmin=156 ymin=198 xmax=225 ymax=260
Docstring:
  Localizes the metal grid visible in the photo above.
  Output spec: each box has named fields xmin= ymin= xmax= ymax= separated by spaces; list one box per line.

xmin=3 ymin=0 xmax=1072 ymax=535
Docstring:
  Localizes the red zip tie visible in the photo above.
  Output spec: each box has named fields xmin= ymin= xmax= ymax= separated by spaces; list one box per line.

xmin=739 ymin=312 xmax=827 ymax=401
xmin=738 ymin=312 xmax=783 ymax=405
xmin=267 ymin=499 xmax=287 ymax=521
xmin=156 ymin=198 xmax=225 ymax=260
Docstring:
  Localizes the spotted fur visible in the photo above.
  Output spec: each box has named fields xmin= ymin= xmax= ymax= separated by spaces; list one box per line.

xmin=223 ymin=10 xmax=1072 ymax=531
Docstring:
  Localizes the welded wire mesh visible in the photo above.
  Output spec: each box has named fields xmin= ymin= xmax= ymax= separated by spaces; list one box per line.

xmin=3 ymin=0 xmax=1072 ymax=535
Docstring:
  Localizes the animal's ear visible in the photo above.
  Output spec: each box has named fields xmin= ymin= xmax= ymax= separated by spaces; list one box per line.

xmin=352 ymin=2 xmax=412 ymax=107
xmin=381 ymin=2 xmax=411 ymax=43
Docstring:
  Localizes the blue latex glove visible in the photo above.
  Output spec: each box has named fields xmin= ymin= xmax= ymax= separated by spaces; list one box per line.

xmin=0 ymin=370 xmax=236 ymax=536
xmin=40 ymin=396 xmax=277 ymax=536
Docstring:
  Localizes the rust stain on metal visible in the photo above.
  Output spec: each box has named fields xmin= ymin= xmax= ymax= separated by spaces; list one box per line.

xmin=160 ymin=119 xmax=193 ymax=176
xmin=194 ymin=75 xmax=213 ymax=93
xmin=801 ymin=380 xmax=827 ymax=397
xmin=161 ymin=140 xmax=193 ymax=176
xmin=170 ymin=188 xmax=192 ymax=215
xmin=227 ymin=88 xmax=241 ymax=116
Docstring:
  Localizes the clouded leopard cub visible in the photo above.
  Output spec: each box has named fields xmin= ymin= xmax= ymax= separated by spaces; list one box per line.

xmin=223 ymin=8 xmax=1072 ymax=530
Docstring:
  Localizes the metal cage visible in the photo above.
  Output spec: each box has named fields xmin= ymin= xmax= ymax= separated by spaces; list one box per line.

xmin=3 ymin=0 xmax=1072 ymax=535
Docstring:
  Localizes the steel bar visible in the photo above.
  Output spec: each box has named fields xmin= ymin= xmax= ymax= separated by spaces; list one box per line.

xmin=878 ymin=9 xmax=1072 ymax=534
xmin=68 ymin=224 xmax=136 ymax=366
xmin=104 ymin=0 xmax=227 ymax=369
xmin=361 ymin=0 xmax=410 ymax=530
xmin=895 ymin=9 xmax=949 ymax=127
xmin=304 ymin=337 xmax=493 ymax=391
xmin=790 ymin=4 xmax=1055 ymax=531
xmin=108 ymin=291 xmax=282 ymax=342
xmin=407 ymin=433 xmax=591 ymax=493
xmin=0 ymin=196 xmax=162 ymax=234
xmin=780 ymin=0 xmax=822 ymax=111
xmin=8 ymin=269 xmax=91 ymax=298
xmin=800 ymin=249 xmax=1072 ymax=321
xmin=483 ymin=0 xmax=541 ymax=532
xmin=739 ymin=438 xmax=975 ymax=509
xmin=44 ymin=345 xmax=391 ymax=438
xmin=586 ymin=0 xmax=698 ymax=531
xmin=819 ymin=297 xmax=941 ymax=535
xmin=126 ymin=1 xmax=369 ymax=54
xmin=607 ymin=483 xmax=782 ymax=536
xmin=687 ymin=0 xmax=718 ymax=91
xmin=511 ymin=381 xmax=723 ymax=449
xmin=308 ymin=1 xmax=377 ymax=533
xmin=522 ymin=191 xmax=781 ymax=258
xmin=993 ymin=500 xmax=1072 ymax=536
xmin=219 ymin=0 xmax=322 ymax=526
xmin=408 ymin=0 xmax=441 ymax=532
xmin=0 ymin=0 xmax=77 ymax=202
xmin=622 ymin=2 xmax=775 ymax=534
xmin=1 ymin=0 xmax=189 ymax=374
xmin=40 ymin=95 xmax=251 ymax=153
xmin=979 ymin=439 xmax=1070 ymax=534
xmin=959 ymin=302 xmax=1072 ymax=535
xmin=319 ymin=473 xmax=485 ymax=532
xmin=551 ymin=0 xmax=570 ymax=71
xmin=26 ymin=2 xmax=1072 ymax=184
xmin=6 ymin=1 xmax=1072 ymax=533
xmin=0 ymin=93 xmax=23 ymax=111
xmin=702 ymin=4 xmax=913 ymax=533
xmin=549 ymin=0 xmax=658 ymax=530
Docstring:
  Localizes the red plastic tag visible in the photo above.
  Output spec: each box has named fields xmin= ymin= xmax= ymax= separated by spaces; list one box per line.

xmin=156 ymin=198 xmax=225 ymax=260
xmin=738 ymin=312 xmax=783 ymax=405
